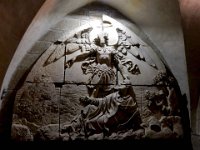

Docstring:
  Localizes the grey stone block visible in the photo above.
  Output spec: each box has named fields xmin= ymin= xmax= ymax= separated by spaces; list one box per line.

xmin=40 ymin=29 xmax=64 ymax=42
xmin=12 ymin=82 xmax=60 ymax=128
xmin=29 ymin=41 xmax=52 ymax=54
xmin=51 ymin=17 xmax=80 ymax=31
xmin=6 ymin=67 xmax=30 ymax=90
xmin=26 ymin=44 xmax=65 ymax=83
xmin=18 ymin=53 xmax=40 ymax=69
xmin=64 ymin=62 xmax=91 ymax=84
xmin=60 ymin=84 xmax=88 ymax=124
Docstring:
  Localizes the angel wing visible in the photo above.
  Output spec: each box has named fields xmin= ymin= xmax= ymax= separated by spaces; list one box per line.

xmin=43 ymin=27 xmax=93 ymax=67
xmin=43 ymin=42 xmax=65 ymax=67
xmin=115 ymin=28 xmax=157 ymax=69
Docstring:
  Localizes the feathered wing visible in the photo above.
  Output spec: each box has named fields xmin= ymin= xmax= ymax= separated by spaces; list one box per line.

xmin=115 ymin=28 xmax=158 ymax=69
xmin=43 ymin=43 xmax=65 ymax=67
xmin=43 ymin=27 xmax=93 ymax=67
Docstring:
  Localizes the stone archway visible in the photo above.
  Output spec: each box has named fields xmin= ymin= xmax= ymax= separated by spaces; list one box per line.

xmin=9 ymin=3 xmax=186 ymax=141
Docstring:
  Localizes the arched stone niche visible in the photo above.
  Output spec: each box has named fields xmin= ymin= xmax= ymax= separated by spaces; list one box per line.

xmin=0 ymin=1 xmax=191 ymax=146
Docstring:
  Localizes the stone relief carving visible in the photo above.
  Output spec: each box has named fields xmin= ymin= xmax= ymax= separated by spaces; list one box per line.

xmin=141 ymin=71 xmax=183 ymax=139
xmin=43 ymin=20 xmax=158 ymax=98
xmin=11 ymin=16 xmax=184 ymax=141
xmin=60 ymin=79 xmax=142 ymax=140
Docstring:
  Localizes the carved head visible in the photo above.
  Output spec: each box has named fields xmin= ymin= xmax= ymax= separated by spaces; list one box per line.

xmin=93 ymin=32 xmax=109 ymax=47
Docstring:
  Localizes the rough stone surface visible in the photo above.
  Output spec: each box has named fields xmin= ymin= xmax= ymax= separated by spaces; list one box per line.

xmin=34 ymin=124 xmax=60 ymax=141
xmin=29 ymin=41 xmax=52 ymax=54
xmin=11 ymin=123 xmax=33 ymax=141
xmin=26 ymin=43 xmax=65 ymax=83
xmin=12 ymin=82 xmax=59 ymax=136
xmin=51 ymin=17 xmax=81 ymax=31
xmin=60 ymin=84 xmax=88 ymax=124
xmin=40 ymin=29 xmax=64 ymax=43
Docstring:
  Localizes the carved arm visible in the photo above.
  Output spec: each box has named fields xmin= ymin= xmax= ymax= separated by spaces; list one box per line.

xmin=65 ymin=50 xmax=93 ymax=68
xmin=113 ymin=54 xmax=129 ymax=80
xmin=79 ymin=96 xmax=100 ymax=106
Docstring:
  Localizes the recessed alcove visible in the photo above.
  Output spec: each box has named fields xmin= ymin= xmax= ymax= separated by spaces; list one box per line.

xmin=0 ymin=1 xmax=192 ymax=149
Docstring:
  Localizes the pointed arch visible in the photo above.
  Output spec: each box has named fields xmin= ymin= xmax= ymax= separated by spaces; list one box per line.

xmin=0 ymin=1 xmax=190 ymax=143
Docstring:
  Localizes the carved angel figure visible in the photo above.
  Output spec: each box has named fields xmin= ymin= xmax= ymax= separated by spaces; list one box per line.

xmin=43 ymin=21 xmax=158 ymax=98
